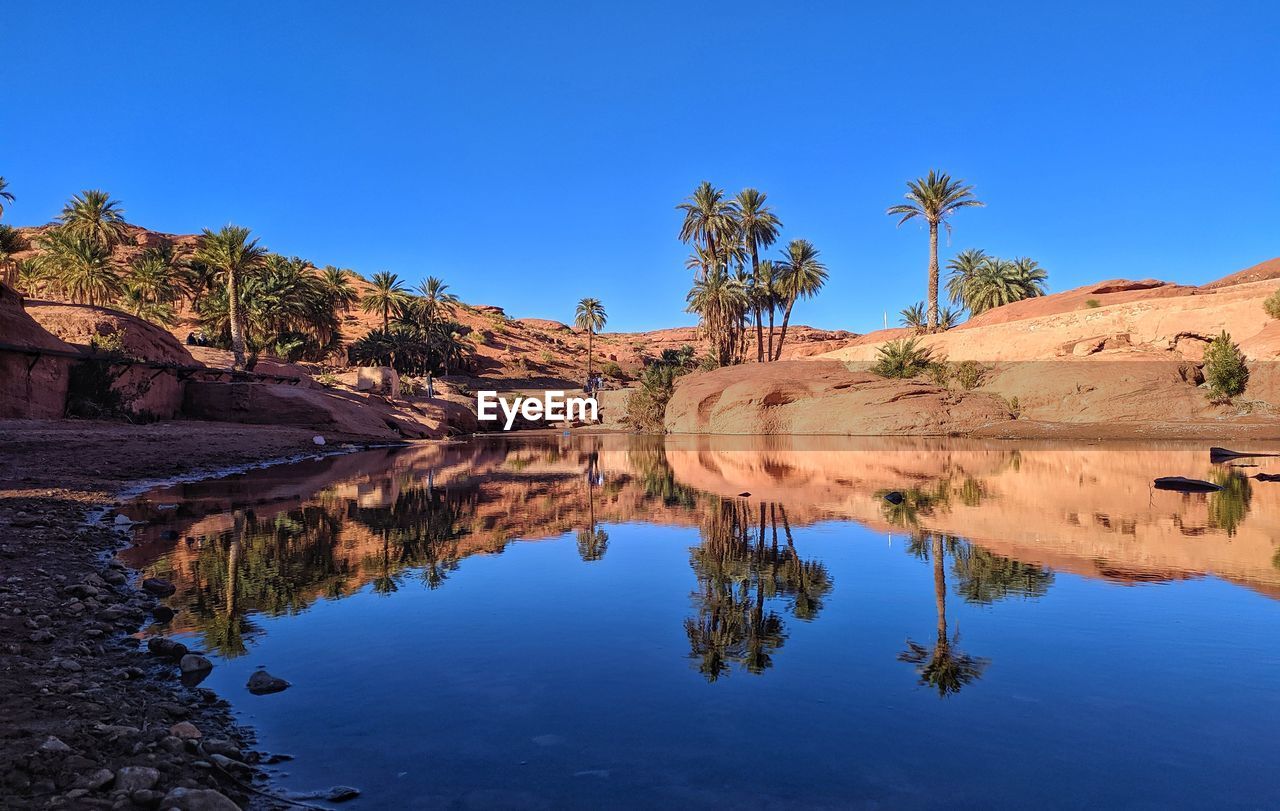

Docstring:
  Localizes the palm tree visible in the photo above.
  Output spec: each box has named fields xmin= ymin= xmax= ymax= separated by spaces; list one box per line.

xmin=319 ymin=266 xmax=359 ymax=313
xmin=56 ymin=189 xmax=130 ymax=250
xmin=771 ymin=239 xmax=827 ymax=360
xmin=193 ymin=225 xmax=269 ymax=370
xmin=952 ymin=256 xmax=1048 ymax=315
xmin=37 ymin=233 xmax=122 ymax=305
xmin=416 ymin=276 xmax=459 ymax=322
xmin=677 ymin=182 xmax=740 ymax=277
xmin=887 ymin=170 xmax=983 ymax=331
xmin=0 ymin=177 xmax=13 ymax=219
xmin=756 ymin=259 xmax=781 ymax=360
xmin=686 ymin=265 xmax=748 ymax=366
xmin=735 ymin=189 xmax=782 ymax=361
xmin=361 ymin=271 xmax=410 ymax=332
xmin=944 ymin=248 xmax=989 ymax=308
xmin=575 ymin=297 xmax=607 ymax=380
xmin=900 ymin=301 xmax=961 ymax=332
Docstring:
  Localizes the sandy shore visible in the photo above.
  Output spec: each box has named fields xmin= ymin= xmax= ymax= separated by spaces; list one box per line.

xmin=0 ymin=420 xmax=385 ymax=809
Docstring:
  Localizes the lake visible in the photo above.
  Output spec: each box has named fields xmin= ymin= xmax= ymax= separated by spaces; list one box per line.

xmin=119 ymin=435 xmax=1280 ymax=809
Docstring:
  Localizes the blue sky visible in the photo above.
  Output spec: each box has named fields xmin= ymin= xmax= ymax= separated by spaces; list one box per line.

xmin=5 ymin=1 xmax=1277 ymax=332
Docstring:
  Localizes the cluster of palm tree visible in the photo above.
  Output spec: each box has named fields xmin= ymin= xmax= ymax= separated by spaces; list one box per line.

xmin=944 ymin=249 xmax=1048 ymax=316
xmin=348 ymin=273 xmax=472 ymax=375
xmin=678 ymin=183 xmax=827 ymax=366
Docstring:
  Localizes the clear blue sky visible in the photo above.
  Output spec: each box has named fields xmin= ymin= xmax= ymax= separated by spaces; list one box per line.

xmin=5 ymin=1 xmax=1277 ymax=332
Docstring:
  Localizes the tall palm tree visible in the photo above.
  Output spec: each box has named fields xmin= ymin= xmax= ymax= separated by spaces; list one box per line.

xmin=193 ymin=225 xmax=268 ymax=370
xmin=735 ymin=189 xmax=782 ymax=362
xmin=361 ymin=271 xmax=409 ymax=332
xmin=677 ymin=182 xmax=740 ymax=277
xmin=56 ymin=189 xmax=130 ymax=250
xmin=771 ymin=239 xmax=827 ymax=360
xmin=0 ymin=177 xmax=14 ymax=219
xmin=887 ymin=170 xmax=983 ymax=331
xmin=416 ymin=276 xmax=459 ymax=322
xmin=756 ymin=259 xmax=781 ymax=360
xmin=575 ymin=297 xmax=607 ymax=380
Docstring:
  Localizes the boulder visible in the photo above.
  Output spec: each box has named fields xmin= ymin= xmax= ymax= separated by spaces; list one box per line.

xmin=0 ymin=282 xmax=74 ymax=418
xmin=246 ymin=670 xmax=291 ymax=695
xmin=352 ymin=366 xmax=400 ymax=396
xmin=665 ymin=361 xmax=1014 ymax=435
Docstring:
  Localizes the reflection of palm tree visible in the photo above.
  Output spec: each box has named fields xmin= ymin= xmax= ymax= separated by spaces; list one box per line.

xmin=899 ymin=532 xmax=989 ymax=696
xmin=685 ymin=499 xmax=832 ymax=681
xmin=576 ymin=474 xmax=609 ymax=562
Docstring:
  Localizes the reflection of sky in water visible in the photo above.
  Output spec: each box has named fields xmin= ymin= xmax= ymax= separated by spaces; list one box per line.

xmin=123 ymin=437 xmax=1280 ymax=809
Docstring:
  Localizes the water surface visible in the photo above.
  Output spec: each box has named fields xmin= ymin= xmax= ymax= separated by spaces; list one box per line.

xmin=121 ymin=435 xmax=1280 ymax=809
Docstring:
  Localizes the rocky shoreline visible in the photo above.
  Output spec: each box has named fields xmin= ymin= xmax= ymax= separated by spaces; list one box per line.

xmin=0 ymin=421 xmax=389 ymax=810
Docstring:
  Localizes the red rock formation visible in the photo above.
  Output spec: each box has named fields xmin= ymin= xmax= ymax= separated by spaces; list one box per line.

xmin=0 ymin=283 xmax=73 ymax=418
xmin=665 ymin=360 xmax=1013 ymax=435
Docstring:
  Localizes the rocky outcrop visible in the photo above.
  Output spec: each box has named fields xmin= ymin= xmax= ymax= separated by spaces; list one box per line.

xmin=0 ymin=283 xmax=74 ymax=418
xmin=26 ymin=301 xmax=196 ymax=419
xmin=664 ymin=361 xmax=1013 ymax=435
xmin=182 ymin=382 xmax=475 ymax=439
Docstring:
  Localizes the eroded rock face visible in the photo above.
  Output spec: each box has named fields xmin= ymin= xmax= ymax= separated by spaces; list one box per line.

xmin=664 ymin=361 xmax=1013 ymax=435
xmin=26 ymin=300 xmax=196 ymax=418
xmin=0 ymin=283 xmax=73 ymax=418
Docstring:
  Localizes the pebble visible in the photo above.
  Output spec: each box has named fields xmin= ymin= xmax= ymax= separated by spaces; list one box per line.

xmin=170 ymin=721 xmax=202 ymax=739
xmin=160 ymin=787 xmax=240 ymax=810
xmin=141 ymin=577 xmax=176 ymax=597
xmin=246 ymin=670 xmax=291 ymax=695
xmin=39 ymin=735 xmax=73 ymax=753
xmin=179 ymin=654 xmax=213 ymax=674
xmin=114 ymin=765 xmax=160 ymax=792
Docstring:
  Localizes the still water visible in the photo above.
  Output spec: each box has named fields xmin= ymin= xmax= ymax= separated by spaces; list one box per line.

xmin=120 ymin=435 xmax=1280 ymax=809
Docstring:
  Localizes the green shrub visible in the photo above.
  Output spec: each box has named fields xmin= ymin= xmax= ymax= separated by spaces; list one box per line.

xmin=1264 ymin=289 xmax=1280 ymax=320
xmin=870 ymin=337 xmax=936 ymax=379
xmin=624 ymin=354 xmax=692 ymax=432
xmin=600 ymin=361 xmax=624 ymax=379
xmin=539 ymin=350 xmax=555 ymax=364
xmin=954 ymin=360 xmax=985 ymax=389
xmin=1084 ymin=299 xmax=1101 ymax=309
xmin=926 ymin=360 xmax=952 ymax=387
xmin=1203 ymin=330 xmax=1249 ymax=401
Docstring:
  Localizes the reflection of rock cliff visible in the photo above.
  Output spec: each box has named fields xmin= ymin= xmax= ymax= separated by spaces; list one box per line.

xmin=658 ymin=436 xmax=1280 ymax=597
xmin=123 ymin=435 xmax=1280 ymax=659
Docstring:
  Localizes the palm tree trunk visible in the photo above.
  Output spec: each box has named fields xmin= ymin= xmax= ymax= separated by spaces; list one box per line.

xmin=227 ymin=268 xmax=246 ymax=370
xmin=751 ymin=245 xmax=764 ymax=363
xmin=767 ymin=306 xmax=776 ymax=361
xmin=382 ymin=302 xmax=389 ymax=332
xmin=773 ymin=297 xmax=796 ymax=361
xmin=586 ymin=329 xmax=593 ymax=381
xmin=932 ymin=533 xmax=947 ymax=643
xmin=927 ymin=222 xmax=940 ymax=332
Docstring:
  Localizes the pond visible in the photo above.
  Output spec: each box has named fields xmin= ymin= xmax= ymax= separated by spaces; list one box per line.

xmin=119 ymin=435 xmax=1280 ymax=809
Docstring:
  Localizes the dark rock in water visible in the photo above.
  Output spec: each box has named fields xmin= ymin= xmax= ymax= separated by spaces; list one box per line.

xmin=179 ymin=654 xmax=213 ymax=673
xmin=883 ymin=491 xmax=904 ymax=505
xmin=141 ymin=578 xmax=176 ymax=597
xmin=327 ymin=786 xmax=361 ymax=802
xmin=247 ymin=670 xmax=291 ymax=695
xmin=147 ymin=637 xmax=189 ymax=660
xmin=1153 ymin=476 xmax=1222 ymax=492
xmin=1210 ymin=446 xmax=1279 ymax=463
xmin=152 ymin=605 xmax=175 ymax=623
xmin=738 ymin=492 xmax=751 ymax=497
xmin=1254 ymin=473 xmax=1280 ymax=482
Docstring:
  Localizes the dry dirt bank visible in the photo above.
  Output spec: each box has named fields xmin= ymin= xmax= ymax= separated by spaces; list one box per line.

xmin=0 ymin=420 xmax=392 ymax=809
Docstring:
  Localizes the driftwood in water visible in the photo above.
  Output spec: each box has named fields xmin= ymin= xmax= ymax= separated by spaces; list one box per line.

xmin=1153 ymin=476 xmax=1222 ymax=493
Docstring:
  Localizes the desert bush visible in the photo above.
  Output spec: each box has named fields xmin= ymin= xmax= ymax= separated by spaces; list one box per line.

xmin=1203 ymin=330 xmax=1249 ymax=401
xmin=600 ymin=361 xmax=624 ymax=379
xmin=539 ymin=350 xmax=555 ymax=364
xmin=624 ymin=353 xmax=693 ymax=432
xmin=1263 ymin=289 xmax=1280 ymax=320
xmin=1084 ymin=299 xmax=1101 ymax=309
xmin=67 ymin=333 xmax=135 ymax=419
xmin=954 ymin=360 xmax=985 ymax=389
xmin=870 ymin=337 xmax=937 ymax=379
xmin=926 ymin=360 xmax=952 ymax=387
